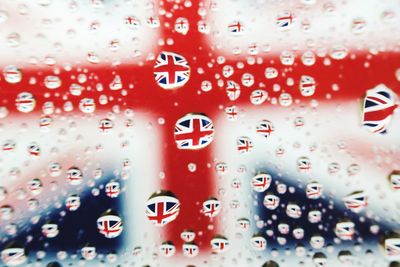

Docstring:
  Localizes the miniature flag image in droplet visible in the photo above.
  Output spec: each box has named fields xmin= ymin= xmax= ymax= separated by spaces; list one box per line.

xmin=335 ymin=220 xmax=355 ymax=240
xmin=362 ymin=84 xmax=398 ymax=134
xmin=343 ymin=190 xmax=368 ymax=213
xmin=236 ymin=136 xmax=253 ymax=154
xmin=96 ymin=210 xmax=123 ymax=238
xmin=145 ymin=190 xmax=180 ymax=227
xmin=105 ymin=181 xmax=120 ymax=198
xmin=15 ymin=92 xmax=35 ymax=113
xmin=210 ymin=235 xmax=229 ymax=253
xmin=66 ymin=166 xmax=83 ymax=186
xmin=263 ymin=194 xmax=280 ymax=210
xmin=389 ymin=171 xmax=400 ymax=190
xmin=182 ymin=242 xmax=199 ymax=257
xmin=65 ymin=194 xmax=80 ymax=211
xmin=251 ymin=173 xmax=272 ymax=192
xmin=174 ymin=113 xmax=215 ymax=150
xmin=276 ymin=11 xmax=294 ymax=30
xmin=154 ymin=51 xmax=190 ymax=90
xmin=380 ymin=232 xmax=400 ymax=259
xmin=42 ymin=222 xmax=59 ymax=238
xmin=256 ymin=120 xmax=274 ymax=138
xmin=1 ymin=242 xmax=27 ymax=266
xmin=81 ymin=243 xmax=96 ymax=261
xmin=228 ymin=20 xmax=244 ymax=34
xmin=3 ymin=65 xmax=22 ymax=84
xmin=306 ymin=181 xmax=323 ymax=199
xmin=202 ymin=197 xmax=221 ymax=218
xmin=250 ymin=235 xmax=267 ymax=251
xmin=159 ymin=241 xmax=176 ymax=257
xmin=180 ymin=229 xmax=196 ymax=242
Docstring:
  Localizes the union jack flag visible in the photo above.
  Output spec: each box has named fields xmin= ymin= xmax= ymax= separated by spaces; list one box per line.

xmin=174 ymin=113 xmax=215 ymax=149
xmin=154 ymin=51 xmax=190 ymax=90
xmin=65 ymin=195 xmax=80 ymax=211
xmin=124 ymin=15 xmax=140 ymax=28
xmin=1 ymin=247 xmax=26 ymax=266
xmin=236 ymin=136 xmax=253 ymax=154
xmin=81 ymin=246 xmax=96 ymax=260
xmin=299 ymin=75 xmax=316 ymax=96
xmin=147 ymin=16 xmax=160 ymax=28
xmin=105 ymin=181 xmax=120 ymax=198
xmin=183 ymin=242 xmax=199 ymax=257
xmin=362 ymin=84 xmax=398 ymax=134
xmin=297 ymin=157 xmax=311 ymax=173
xmin=226 ymin=80 xmax=241 ymax=101
xmin=146 ymin=193 xmax=181 ymax=226
xmin=224 ymin=105 xmax=238 ymax=120
xmin=211 ymin=236 xmax=229 ymax=253
xmin=202 ymin=198 xmax=221 ymax=218
xmin=334 ymin=221 xmax=355 ymax=240
xmin=390 ymin=171 xmax=400 ymax=190
xmin=286 ymin=204 xmax=302 ymax=219
xmin=250 ymin=235 xmax=267 ymax=251
xmin=385 ymin=238 xmax=400 ymax=257
xmin=215 ymin=162 xmax=228 ymax=175
xmin=256 ymin=120 xmax=274 ymax=138
xmin=251 ymin=173 xmax=271 ymax=192
xmin=263 ymin=194 xmax=280 ymax=210
xmin=1 ymin=0 xmax=400 ymax=266
xmin=97 ymin=214 xmax=123 ymax=239
xmin=250 ymin=89 xmax=268 ymax=105
xmin=306 ymin=182 xmax=323 ymax=199
xmin=180 ymin=230 xmax=196 ymax=242
xmin=3 ymin=65 xmax=22 ymax=84
xmin=160 ymin=242 xmax=176 ymax=256
xmin=98 ymin=118 xmax=113 ymax=133
xmin=276 ymin=11 xmax=293 ymax=29
xmin=2 ymin=140 xmax=15 ymax=152
xmin=236 ymin=218 xmax=250 ymax=230
xmin=228 ymin=21 xmax=244 ymax=34
xmin=343 ymin=191 xmax=368 ymax=213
